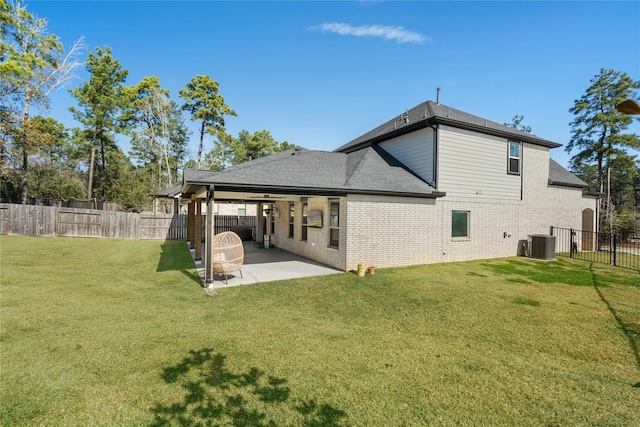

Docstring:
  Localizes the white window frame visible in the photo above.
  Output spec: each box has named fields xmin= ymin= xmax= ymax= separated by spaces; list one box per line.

xmin=288 ymin=202 xmax=294 ymax=239
xmin=508 ymin=141 xmax=521 ymax=175
xmin=301 ymin=202 xmax=308 ymax=242
xmin=328 ymin=201 xmax=340 ymax=249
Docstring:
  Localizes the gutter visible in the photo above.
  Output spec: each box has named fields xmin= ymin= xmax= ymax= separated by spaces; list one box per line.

xmin=582 ymin=190 xmax=603 ymax=198
xmin=184 ymin=180 xmax=446 ymax=199
xmin=547 ymin=179 xmax=590 ymax=189
xmin=547 ymin=180 xmax=602 ymax=199
xmin=548 ymin=181 xmax=586 ymax=189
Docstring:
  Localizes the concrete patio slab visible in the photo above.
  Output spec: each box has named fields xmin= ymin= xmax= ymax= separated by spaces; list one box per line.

xmin=189 ymin=241 xmax=343 ymax=290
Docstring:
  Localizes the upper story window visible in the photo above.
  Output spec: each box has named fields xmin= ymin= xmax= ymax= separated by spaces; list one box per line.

xmin=508 ymin=141 xmax=521 ymax=175
xmin=329 ymin=201 xmax=340 ymax=248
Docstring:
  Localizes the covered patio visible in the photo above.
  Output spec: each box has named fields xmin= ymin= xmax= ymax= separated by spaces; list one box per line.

xmin=179 ymin=146 xmax=443 ymax=289
xmin=189 ymin=240 xmax=343 ymax=290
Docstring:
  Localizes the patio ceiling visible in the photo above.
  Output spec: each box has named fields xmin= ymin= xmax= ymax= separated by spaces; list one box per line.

xmin=207 ymin=190 xmax=318 ymax=204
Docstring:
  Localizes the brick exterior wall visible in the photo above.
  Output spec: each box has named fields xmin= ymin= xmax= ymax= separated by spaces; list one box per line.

xmin=345 ymin=195 xmax=440 ymax=271
xmin=268 ymin=198 xmax=346 ymax=271
xmin=339 ymin=144 xmax=598 ymax=271
xmin=438 ymin=198 xmax=521 ymax=263
xmin=519 ymin=144 xmax=598 ymax=252
xmin=344 ymin=196 xmax=522 ymax=268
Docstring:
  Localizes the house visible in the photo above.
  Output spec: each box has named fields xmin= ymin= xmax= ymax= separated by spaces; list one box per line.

xmin=181 ymin=101 xmax=599 ymax=284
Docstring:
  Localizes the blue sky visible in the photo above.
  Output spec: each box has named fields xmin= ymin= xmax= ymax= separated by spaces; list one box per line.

xmin=27 ymin=0 xmax=640 ymax=169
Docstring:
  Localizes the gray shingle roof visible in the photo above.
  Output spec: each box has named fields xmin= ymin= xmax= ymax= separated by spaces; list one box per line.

xmin=183 ymin=102 xmax=589 ymax=199
xmin=183 ymin=146 xmax=444 ymax=198
xmin=155 ymin=185 xmax=182 ymax=198
xmin=548 ymin=159 xmax=589 ymax=188
xmin=335 ymin=100 xmax=561 ymax=153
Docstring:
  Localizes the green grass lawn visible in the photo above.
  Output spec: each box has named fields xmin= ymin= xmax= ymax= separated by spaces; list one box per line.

xmin=1 ymin=235 xmax=639 ymax=426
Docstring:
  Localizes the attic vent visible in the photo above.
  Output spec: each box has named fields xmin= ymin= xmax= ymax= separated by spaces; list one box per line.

xmin=402 ymin=113 xmax=409 ymax=124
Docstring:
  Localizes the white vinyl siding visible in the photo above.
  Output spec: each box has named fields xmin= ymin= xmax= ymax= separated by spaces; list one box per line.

xmin=438 ymin=126 xmax=521 ymax=200
xmin=379 ymin=127 xmax=435 ymax=185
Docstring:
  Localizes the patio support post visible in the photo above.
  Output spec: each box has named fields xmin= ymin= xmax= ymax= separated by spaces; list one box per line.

xmin=195 ymin=198 xmax=202 ymax=261
xmin=205 ymin=185 xmax=215 ymax=285
xmin=256 ymin=203 xmax=263 ymax=245
xmin=187 ymin=196 xmax=195 ymax=249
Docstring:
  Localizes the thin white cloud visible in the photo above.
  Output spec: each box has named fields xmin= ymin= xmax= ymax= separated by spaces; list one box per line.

xmin=310 ymin=22 xmax=429 ymax=45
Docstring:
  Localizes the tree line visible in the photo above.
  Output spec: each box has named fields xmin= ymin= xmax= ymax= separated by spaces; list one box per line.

xmin=506 ymin=68 xmax=640 ymax=235
xmin=0 ymin=1 xmax=292 ymax=211
xmin=508 ymin=69 xmax=640 ymax=235
xmin=1 ymin=2 xmax=639 ymax=234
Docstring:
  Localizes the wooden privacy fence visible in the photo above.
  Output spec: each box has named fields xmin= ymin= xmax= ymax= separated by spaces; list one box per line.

xmin=0 ymin=203 xmax=257 ymax=241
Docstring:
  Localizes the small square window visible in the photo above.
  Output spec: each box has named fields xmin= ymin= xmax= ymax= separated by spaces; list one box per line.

xmin=452 ymin=211 xmax=469 ymax=240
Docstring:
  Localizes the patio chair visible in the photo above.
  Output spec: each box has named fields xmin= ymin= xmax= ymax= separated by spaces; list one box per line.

xmin=211 ymin=231 xmax=244 ymax=284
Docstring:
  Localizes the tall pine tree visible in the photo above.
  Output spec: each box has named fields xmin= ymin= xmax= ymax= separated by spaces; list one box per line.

xmin=566 ymin=68 xmax=640 ymax=231
xmin=179 ymin=75 xmax=236 ymax=169
xmin=69 ymin=46 xmax=128 ymax=202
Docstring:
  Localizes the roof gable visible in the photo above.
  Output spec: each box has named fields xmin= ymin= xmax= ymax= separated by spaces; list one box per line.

xmin=335 ymin=100 xmax=561 ymax=153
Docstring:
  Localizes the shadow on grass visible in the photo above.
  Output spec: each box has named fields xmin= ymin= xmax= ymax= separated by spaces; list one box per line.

xmin=156 ymin=241 xmax=201 ymax=285
xmin=480 ymin=258 xmax=594 ymax=286
xmin=150 ymin=348 xmax=349 ymax=426
xmin=588 ymin=262 xmax=640 ymax=385
xmin=483 ymin=258 xmax=640 ymax=385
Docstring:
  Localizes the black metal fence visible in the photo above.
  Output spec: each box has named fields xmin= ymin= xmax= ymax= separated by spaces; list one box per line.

xmin=213 ymin=215 xmax=259 ymax=240
xmin=551 ymin=226 xmax=640 ymax=272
